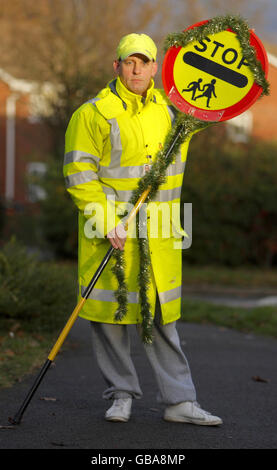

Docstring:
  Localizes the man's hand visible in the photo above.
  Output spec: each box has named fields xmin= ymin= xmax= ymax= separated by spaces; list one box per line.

xmin=107 ymin=223 xmax=127 ymax=251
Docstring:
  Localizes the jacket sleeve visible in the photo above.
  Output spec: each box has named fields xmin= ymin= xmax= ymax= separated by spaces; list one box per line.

xmin=63 ymin=104 xmax=121 ymax=238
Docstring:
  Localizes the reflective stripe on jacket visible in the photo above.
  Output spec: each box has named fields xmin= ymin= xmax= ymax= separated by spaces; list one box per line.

xmin=64 ymin=77 xmax=194 ymax=324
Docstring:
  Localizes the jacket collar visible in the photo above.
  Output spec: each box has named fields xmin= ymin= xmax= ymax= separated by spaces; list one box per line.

xmin=112 ymin=77 xmax=155 ymax=114
xmin=94 ymin=77 xmax=168 ymax=120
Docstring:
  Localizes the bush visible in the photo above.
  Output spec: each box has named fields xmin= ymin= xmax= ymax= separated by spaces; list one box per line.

xmin=0 ymin=238 xmax=77 ymax=332
xmin=181 ymin=126 xmax=277 ymax=267
xmin=38 ymin=157 xmax=78 ymax=259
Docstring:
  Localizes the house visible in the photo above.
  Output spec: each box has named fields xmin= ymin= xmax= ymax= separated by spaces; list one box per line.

xmin=0 ymin=68 xmax=53 ymax=207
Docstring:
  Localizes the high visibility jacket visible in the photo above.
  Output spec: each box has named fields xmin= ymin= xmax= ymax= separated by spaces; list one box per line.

xmin=64 ymin=77 xmax=194 ymax=325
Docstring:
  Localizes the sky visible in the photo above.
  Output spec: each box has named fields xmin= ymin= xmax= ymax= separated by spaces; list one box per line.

xmin=262 ymin=0 xmax=277 ymax=38
xmin=233 ymin=0 xmax=277 ymax=41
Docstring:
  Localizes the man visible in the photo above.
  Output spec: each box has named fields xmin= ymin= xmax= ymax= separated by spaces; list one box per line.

xmin=64 ymin=33 xmax=222 ymax=426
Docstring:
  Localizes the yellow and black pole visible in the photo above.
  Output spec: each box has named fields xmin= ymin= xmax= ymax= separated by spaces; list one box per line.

xmin=9 ymin=187 xmax=151 ymax=425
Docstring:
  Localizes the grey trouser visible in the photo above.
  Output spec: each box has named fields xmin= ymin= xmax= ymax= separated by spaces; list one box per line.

xmin=90 ymin=299 xmax=196 ymax=406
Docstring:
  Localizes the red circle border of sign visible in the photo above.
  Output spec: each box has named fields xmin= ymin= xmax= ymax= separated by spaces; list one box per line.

xmin=162 ymin=20 xmax=269 ymax=122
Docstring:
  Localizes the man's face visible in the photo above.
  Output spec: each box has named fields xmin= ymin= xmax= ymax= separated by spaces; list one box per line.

xmin=113 ymin=53 xmax=158 ymax=97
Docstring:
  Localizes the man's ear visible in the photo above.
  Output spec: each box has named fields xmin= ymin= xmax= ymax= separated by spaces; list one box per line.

xmin=113 ymin=60 xmax=121 ymax=75
xmin=151 ymin=61 xmax=158 ymax=78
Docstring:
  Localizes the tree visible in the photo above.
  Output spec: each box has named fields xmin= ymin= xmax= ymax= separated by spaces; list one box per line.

xmin=0 ymin=0 xmax=173 ymax=257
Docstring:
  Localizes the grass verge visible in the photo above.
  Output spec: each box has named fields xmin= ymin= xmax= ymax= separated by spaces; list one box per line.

xmin=182 ymin=264 xmax=277 ymax=290
xmin=0 ymin=328 xmax=60 ymax=388
xmin=181 ymin=299 xmax=277 ymax=339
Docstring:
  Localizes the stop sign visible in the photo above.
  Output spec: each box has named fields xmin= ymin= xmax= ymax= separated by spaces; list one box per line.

xmin=162 ymin=20 xmax=268 ymax=122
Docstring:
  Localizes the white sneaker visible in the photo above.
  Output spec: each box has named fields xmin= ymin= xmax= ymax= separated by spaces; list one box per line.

xmin=105 ymin=398 xmax=132 ymax=422
xmin=164 ymin=401 xmax=223 ymax=426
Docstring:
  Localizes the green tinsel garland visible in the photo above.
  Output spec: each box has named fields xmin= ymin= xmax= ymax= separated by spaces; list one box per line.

xmin=112 ymin=115 xmax=209 ymax=343
xmin=112 ymin=14 xmax=270 ymax=344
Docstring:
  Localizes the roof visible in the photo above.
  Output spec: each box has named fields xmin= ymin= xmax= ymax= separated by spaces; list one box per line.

xmin=268 ymin=52 xmax=277 ymax=68
xmin=0 ymin=67 xmax=37 ymax=93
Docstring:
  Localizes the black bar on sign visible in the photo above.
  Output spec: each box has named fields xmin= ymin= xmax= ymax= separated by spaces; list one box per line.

xmin=183 ymin=52 xmax=248 ymax=88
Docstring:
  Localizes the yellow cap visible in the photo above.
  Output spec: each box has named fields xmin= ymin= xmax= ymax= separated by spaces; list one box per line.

xmin=116 ymin=33 xmax=157 ymax=61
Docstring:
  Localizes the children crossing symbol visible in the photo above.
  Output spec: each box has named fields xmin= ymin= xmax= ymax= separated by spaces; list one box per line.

xmin=182 ymin=79 xmax=203 ymax=100
xmin=183 ymin=78 xmax=217 ymax=108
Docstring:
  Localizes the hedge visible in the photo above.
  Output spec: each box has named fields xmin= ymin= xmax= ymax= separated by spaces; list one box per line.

xmin=0 ymin=238 xmax=77 ymax=331
xmin=181 ymin=126 xmax=277 ymax=266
